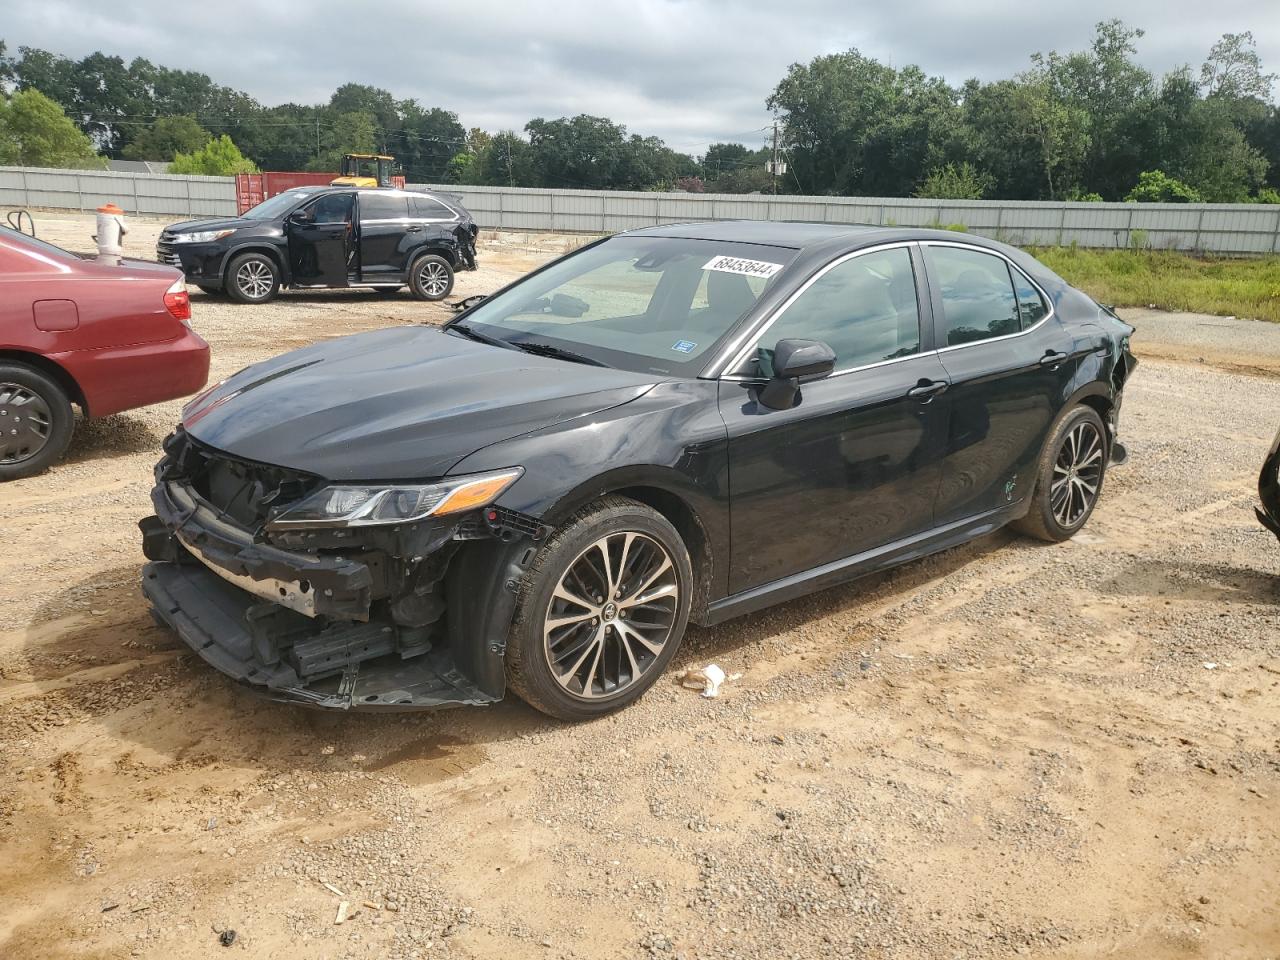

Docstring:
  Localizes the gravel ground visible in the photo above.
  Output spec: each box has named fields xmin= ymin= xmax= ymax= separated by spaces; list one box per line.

xmin=1 ymin=213 xmax=1278 ymax=960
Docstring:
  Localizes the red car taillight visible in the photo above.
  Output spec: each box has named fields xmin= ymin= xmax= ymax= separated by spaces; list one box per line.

xmin=164 ymin=278 xmax=191 ymax=324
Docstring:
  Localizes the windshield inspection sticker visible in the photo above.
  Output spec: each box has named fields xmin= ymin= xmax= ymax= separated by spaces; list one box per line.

xmin=672 ymin=340 xmax=698 ymax=354
xmin=702 ymin=255 xmax=784 ymax=279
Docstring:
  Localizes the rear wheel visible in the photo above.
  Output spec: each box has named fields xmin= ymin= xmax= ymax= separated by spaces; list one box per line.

xmin=1015 ymin=405 xmax=1108 ymax=542
xmin=225 ymin=252 xmax=280 ymax=304
xmin=408 ymin=254 xmax=454 ymax=301
xmin=0 ymin=363 xmax=74 ymax=481
xmin=506 ymin=496 xmax=693 ymax=721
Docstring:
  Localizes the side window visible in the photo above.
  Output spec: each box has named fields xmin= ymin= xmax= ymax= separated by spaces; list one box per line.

xmin=755 ymin=247 xmax=921 ymax=374
xmin=410 ymin=196 xmax=456 ymax=219
xmin=927 ymin=246 xmax=1020 ymax=346
xmin=1010 ymin=266 xmax=1049 ymax=329
xmin=305 ymin=192 xmax=354 ymax=224
xmin=359 ymin=194 xmax=408 ymax=221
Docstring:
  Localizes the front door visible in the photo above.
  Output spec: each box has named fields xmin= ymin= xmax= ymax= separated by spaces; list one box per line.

xmin=921 ymin=242 xmax=1078 ymax=524
xmin=722 ymin=244 xmax=952 ymax=594
xmin=288 ymin=192 xmax=354 ymax=286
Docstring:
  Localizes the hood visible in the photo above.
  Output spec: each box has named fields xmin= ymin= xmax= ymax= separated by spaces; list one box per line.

xmin=183 ymin=325 xmax=660 ymax=481
xmin=163 ymin=217 xmax=258 ymax=235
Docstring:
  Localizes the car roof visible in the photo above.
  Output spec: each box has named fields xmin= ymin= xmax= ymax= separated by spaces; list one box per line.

xmin=626 ymin=219 xmax=1017 ymax=255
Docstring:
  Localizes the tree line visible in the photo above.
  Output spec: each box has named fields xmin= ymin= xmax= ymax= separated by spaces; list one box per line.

xmin=1 ymin=21 xmax=1277 ymax=202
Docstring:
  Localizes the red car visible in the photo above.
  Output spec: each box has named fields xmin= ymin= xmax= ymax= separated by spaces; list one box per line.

xmin=0 ymin=228 xmax=210 ymax=480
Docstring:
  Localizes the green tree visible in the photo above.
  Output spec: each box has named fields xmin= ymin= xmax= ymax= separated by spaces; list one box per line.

xmin=122 ymin=115 xmax=211 ymax=160
xmin=306 ymin=111 xmax=378 ymax=172
xmin=1200 ymin=32 xmax=1275 ymax=102
xmin=170 ymin=134 xmax=256 ymax=175
xmin=915 ymin=162 xmax=992 ymax=199
xmin=1125 ymin=170 xmax=1202 ymax=203
xmin=0 ymin=88 xmax=102 ymax=168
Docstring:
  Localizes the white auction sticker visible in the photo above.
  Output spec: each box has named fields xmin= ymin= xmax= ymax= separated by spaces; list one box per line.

xmin=702 ymin=255 xmax=784 ymax=279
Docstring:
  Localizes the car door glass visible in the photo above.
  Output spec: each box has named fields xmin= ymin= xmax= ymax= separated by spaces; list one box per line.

xmin=359 ymin=194 xmax=408 ymax=222
xmin=1010 ymin=266 xmax=1049 ymax=329
xmin=410 ymin=196 xmax=456 ymax=220
xmin=305 ymin=193 xmax=354 ymax=224
xmin=928 ymin=246 xmax=1021 ymax=346
xmin=752 ymin=247 xmax=921 ymax=377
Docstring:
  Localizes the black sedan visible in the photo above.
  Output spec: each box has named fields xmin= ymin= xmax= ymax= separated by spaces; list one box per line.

xmin=140 ymin=222 xmax=1136 ymax=720
xmin=157 ymin=187 xmax=478 ymax=303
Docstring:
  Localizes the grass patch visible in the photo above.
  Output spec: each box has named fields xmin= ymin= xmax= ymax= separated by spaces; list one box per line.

xmin=1031 ymin=247 xmax=1280 ymax=323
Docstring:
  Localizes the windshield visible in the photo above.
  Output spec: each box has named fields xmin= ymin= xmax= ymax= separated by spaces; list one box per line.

xmin=242 ymin=190 xmax=314 ymax=220
xmin=453 ymin=235 xmax=795 ymax=376
xmin=0 ymin=228 xmax=81 ymax=265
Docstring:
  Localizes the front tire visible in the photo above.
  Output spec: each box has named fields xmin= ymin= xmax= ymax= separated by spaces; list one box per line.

xmin=1015 ymin=405 xmax=1108 ymax=542
xmin=0 ymin=363 xmax=75 ymax=481
xmin=225 ymin=252 xmax=281 ymax=304
xmin=409 ymin=254 xmax=454 ymax=301
xmin=506 ymin=496 xmax=693 ymax=721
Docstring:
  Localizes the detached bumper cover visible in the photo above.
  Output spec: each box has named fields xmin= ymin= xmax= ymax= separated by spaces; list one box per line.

xmin=1259 ymin=427 xmax=1280 ymax=542
xmin=143 ymin=560 xmax=496 ymax=710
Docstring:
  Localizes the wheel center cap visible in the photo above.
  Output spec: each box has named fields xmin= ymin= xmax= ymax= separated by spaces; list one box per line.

xmin=602 ymin=602 xmax=618 ymax=621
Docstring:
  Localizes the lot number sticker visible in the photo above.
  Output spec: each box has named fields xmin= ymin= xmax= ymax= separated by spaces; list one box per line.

xmin=702 ymin=255 xmax=784 ymax=279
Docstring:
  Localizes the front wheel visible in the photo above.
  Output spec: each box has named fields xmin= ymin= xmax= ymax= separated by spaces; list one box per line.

xmin=225 ymin=252 xmax=281 ymax=304
xmin=408 ymin=254 xmax=454 ymax=301
xmin=505 ymin=496 xmax=693 ymax=721
xmin=1015 ymin=405 xmax=1109 ymax=542
xmin=0 ymin=363 xmax=75 ymax=481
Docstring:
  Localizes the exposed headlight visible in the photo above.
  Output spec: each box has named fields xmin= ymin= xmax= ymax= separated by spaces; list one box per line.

xmin=172 ymin=229 xmax=235 ymax=244
xmin=266 ymin=468 xmax=523 ymax=529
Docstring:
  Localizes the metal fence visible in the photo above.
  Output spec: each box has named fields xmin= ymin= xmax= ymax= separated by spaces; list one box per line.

xmin=420 ymin=184 xmax=1280 ymax=255
xmin=3 ymin=165 xmax=1278 ymax=255
xmin=0 ymin=165 xmax=235 ymax=218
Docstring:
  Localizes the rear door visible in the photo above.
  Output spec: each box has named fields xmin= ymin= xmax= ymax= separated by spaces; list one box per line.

xmin=358 ymin=192 xmax=410 ymax=281
xmin=721 ymin=243 xmax=952 ymax=593
xmin=922 ymin=242 xmax=1077 ymax=524
xmin=287 ymin=192 xmax=353 ymax=286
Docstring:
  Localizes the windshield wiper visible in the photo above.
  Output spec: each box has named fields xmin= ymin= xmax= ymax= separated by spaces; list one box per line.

xmin=510 ymin=341 xmax=609 ymax=367
xmin=446 ymin=322 xmax=512 ymax=349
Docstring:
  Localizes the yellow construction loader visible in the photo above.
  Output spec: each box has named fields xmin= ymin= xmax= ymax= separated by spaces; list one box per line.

xmin=330 ymin=153 xmax=396 ymax=188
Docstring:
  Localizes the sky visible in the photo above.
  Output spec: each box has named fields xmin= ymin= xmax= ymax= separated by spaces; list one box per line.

xmin=4 ymin=0 xmax=1277 ymax=155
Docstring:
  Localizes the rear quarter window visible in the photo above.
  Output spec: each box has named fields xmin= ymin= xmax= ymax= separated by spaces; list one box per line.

xmin=410 ymin=196 xmax=457 ymax=220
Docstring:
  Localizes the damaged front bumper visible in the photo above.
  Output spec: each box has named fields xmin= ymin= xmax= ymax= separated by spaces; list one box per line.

xmin=1259 ymin=426 xmax=1280 ymax=543
xmin=140 ymin=434 xmax=545 ymax=710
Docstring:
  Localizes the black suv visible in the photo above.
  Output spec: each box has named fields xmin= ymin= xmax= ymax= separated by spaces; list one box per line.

xmin=157 ymin=187 xmax=478 ymax=303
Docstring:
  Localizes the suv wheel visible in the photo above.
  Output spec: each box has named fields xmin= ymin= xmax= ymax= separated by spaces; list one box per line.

xmin=506 ymin=496 xmax=693 ymax=721
xmin=0 ymin=363 xmax=75 ymax=481
xmin=409 ymin=254 xmax=454 ymax=301
xmin=1015 ymin=405 xmax=1108 ymax=542
xmin=226 ymin=252 xmax=281 ymax=304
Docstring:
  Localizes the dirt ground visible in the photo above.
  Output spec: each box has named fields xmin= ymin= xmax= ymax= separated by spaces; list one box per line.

xmin=2 ymin=214 xmax=1278 ymax=960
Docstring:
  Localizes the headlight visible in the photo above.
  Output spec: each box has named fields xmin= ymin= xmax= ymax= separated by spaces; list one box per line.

xmin=265 ymin=468 xmax=523 ymax=529
xmin=172 ymin=229 xmax=235 ymax=244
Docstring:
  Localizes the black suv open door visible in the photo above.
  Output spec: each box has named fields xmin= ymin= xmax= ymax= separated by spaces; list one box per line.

xmin=288 ymin=192 xmax=354 ymax=287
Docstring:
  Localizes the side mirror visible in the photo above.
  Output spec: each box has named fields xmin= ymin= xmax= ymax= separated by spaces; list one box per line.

xmin=759 ymin=339 xmax=835 ymax=410
xmin=288 ymin=210 xmax=314 ymax=226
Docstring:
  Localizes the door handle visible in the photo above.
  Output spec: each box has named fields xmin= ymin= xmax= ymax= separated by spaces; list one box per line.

xmin=406 ymin=225 xmax=424 ymax=233
xmin=1039 ymin=351 xmax=1069 ymax=368
xmin=907 ymin=379 xmax=949 ymax=401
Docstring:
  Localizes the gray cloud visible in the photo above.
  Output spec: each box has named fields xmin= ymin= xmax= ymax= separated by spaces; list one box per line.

xmin=5 ymin=0 xmax=1277 ymax=154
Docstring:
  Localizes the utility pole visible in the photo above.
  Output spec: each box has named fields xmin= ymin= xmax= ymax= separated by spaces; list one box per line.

xmin=767 ymin=120 xmax=786 ymax=195
xmin=315 ymin=116 xmax=321 ymax=165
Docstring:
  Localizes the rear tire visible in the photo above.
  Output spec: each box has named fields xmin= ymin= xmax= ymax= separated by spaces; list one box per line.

xmin=225 ymin=252 xmax=280 ymax=304
xmin=1014 ymin=405 xmax=1108 ymax=542
xmin=408 ymin=254 xmax=454 ymax=301
xmin=0 ymin=363 xmax=74 ymax=481
xmin=506 ymin=496 xmax=693 ymax=721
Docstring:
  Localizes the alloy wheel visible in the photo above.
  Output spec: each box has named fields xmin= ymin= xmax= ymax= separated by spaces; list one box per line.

xmin=0 ymin=382 xmax=53 ymax=465
xmin=418 ymin=260 xmax=450 ymax=297
xmin=1050 ymin=420 xmax=1104 ymax=527
xmin=236 ymin=259 xmax=274 ymax=299
xmin=543 ymin=532 xmax=679 ymax=700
